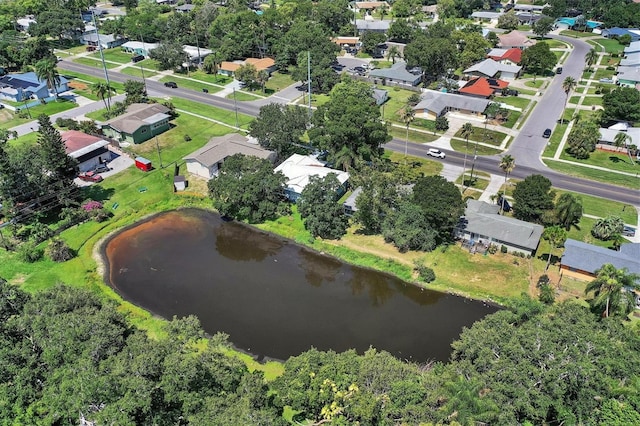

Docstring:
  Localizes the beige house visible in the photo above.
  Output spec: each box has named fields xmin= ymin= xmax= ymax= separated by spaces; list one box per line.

xmin=182 ymin=133 xmax=275 ymax=179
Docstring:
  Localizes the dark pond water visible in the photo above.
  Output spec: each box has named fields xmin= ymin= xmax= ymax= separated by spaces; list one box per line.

xmin=104 ymin=208 xmax=499 ymax=362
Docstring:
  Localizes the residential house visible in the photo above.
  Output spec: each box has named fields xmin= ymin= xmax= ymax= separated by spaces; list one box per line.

xmin=182 ymin=133 xmax=276 ymax=180
xmin=372 ymin=88 xmax=388 ymax=105
xmin=353 ymin=1 xmax=389 ymax=13
xmin=516 ymin=13 xmax=544 ymax=25
xmin=602 ymin=27 xmax=640 ymax=41
xmin=458 ymin=77 xmax=509 ymax=99
xmin=355 ymin=19 xmax=391 ymax=34
xmin=455 ymin=200 xmax=544 ymax=256
xmin=487 ymin=47 xmax=523 ymax=65
xmin=561 ymin=239 xmax=640 ymax=281
xmin=183 ymin=45 xmax=213 ymax=65
xmin=175 ymin=4 xmax=196 ymax=13
xmin=624 ymin=40 xmax=640 ymax=55
xmin=615 ymin=65 xmax=640 ymax=87
xmin=497 ymin=30 xmax=537 ymax=49
xmin=0 ymin=72 xmax=69 ymax=102
xmin=513 ymin=4 xmax=547 ymax=13
xmin=274 ymin=154 xmax=349 ymax=202
xmin=369 ymin=62 xmax=421 ymax=86
xmin=555 ymin=16 xmax=602 ymax=31
xmin=376 ymin=41 xmax=406 ymax=58
xmin=598 ymin=122 xmax=640 ymax=153
xmin=332 ymin=37 xmax=361 ymax=49
xmin=121 ymin=41 xmax=159 ymax=57
xmin=471 ymin=11 xmax=503 ymax=22
xmin=102 ymin=103 xmax=173 ymax=144
xmin=413 ymin=89 xmax=490 ymax=119
xmin=219 ymin=57 xmax=276 ymax=77
xmin=62 ymin=130 xmax=112 ymax=172
xmin=464 ymin=58 xmax=522 ymax=80
xmin=422 ymin=5 xmax=437 ymax=18
xmin=343 ymin=187 xmax=363 ymax=216
xmin=82 ymin=33 xmax=127 ymax=49
xmin=619 ymin=52 xmax=640 ymax=67
xmin=16 ymin=16 xmax=36 ymax=32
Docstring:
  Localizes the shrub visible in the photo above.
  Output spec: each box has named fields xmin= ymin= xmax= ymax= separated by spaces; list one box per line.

xmin=183 ymin=134 xmax=192 ymax=142
xmin=487 ymin=244 xmax=498 ymax=254
xmin=17 ymin=241 xmax=44 ymax=263
xmin=93 ymin=209 xmax=112 ymax=222
xmin=536 ymin=274 xmax=550 ymax=288
xmin=606 ymin=66 xmax=615 ymax=71
xmin=82 ymin=200 xmax=103 ymax=212
xmin=500 ymin=245 xmax=508 ymax=254
xmin=47 ymin=238 xmax=75 ymax=262
xmin=414 ymin=262 xmax=436 ymax=283
xmin=538 ymin=284 xmax=555 ymax=305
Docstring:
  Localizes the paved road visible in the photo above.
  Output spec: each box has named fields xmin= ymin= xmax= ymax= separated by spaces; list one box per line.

xmin=58 ymin=59 xmax=638 ymax=205
xmin=505 ymin=35 xmax=591 ymax=168
xmin=385 ymin=139 xmax=639 ymax=205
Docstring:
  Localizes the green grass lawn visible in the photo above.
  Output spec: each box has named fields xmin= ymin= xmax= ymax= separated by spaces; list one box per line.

xmin=594 ymin=68 xmax=616 ymax=80
xmin=137 ymin=58 xmax=162 ymax=71
xmin=159 ymin=76 xmax=223 ymax=93
xmin=370 ymin=60 xmax=393 ymax=69
xmin=168 ymin=97 xmax=253 ymax=130
xmin=515 ymin=87 xmax=538 ymax=96
xmin=90 ymin=48 xmax=134 ymax=64
xmin=544 ymin=159 xmax=640 ymax=190
xmin=580 ymin=96 xmax=602 ymax=107
xmin=568 ymin=95 xmax=581 ymax=105
xmin=561 ymin=30 xmax=597 ymax=38
xmin=0 ymin=99 xmax=78 ymax=128
xmin=590 ymin=38 xmax=624 ymax=54
xmin=119 ymin=66 xmax=158 ymax=79
xmin=554 ymin=51 xmax=564 ymax=62
xmin=389 ymin=127 xmax=440 ymax=144
xmin=450 ymin=139 xmax=502 ymax=155
xmin=309 ymin=93 xmax=330 ymax=107
xmin=455 ymin=171 xmax=491 ymax=189
xmin=265 ymin=72 xmax=296 ymax=92
xmin=554 ymin=190 xmax=637 ymax=225
xmin=381 ymin=86 xmax=422 ymax=122
xmin=60 ymin=71 xmax=125 ymax=93
xmin=524 ymin=80 xmax=544 ymax=89
xmin=499 ymin=96 xmax=531 ymax=110
xmin=542 ymin=122 xmax=568 ymax=157
xmin=502 ymin=111 xmax=521 ymax=129
xmin=173 ymin=70 xmax=232 ymax=87
xmin=453 ymin=126 xmax=507 ymax=147
xmin=73 ymin=57 xmax=119 ymax=69
xmin=586 ymin=84 xmax=616 ymax=94
xmin=543 ymin=39 xmax=570 ymax=49
xmin=226 ymin=90 xmax=263 ymax=101
xmin=385 ymin=151 xmax=443 ymax=176
xmin=559 ymin=147 xmax=640 ymax=175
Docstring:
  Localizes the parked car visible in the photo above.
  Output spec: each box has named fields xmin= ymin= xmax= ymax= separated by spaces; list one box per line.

xmin=78 ymin=171 xmax=103 ymax=183
xmin=94 ymin=164 xmax=111 ymax=173
xmin=164 ymin=81 xmax=178 ymax=88
xmin=543 ymin=128 xmax=552 ymax=138
xmin=86 ymin=45 xmax=96 ymax=52
xmin=427 ymin=148 xmax=446 ymax=159
xmin=623 ymin=226 xmax=636 ymax=237
xmin=131 ymin=55 xmax=144 ymax=63
xmin=556 ymin=66 xmax=563 ymax=74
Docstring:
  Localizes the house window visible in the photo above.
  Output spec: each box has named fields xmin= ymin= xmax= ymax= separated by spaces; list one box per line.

xmin=141 ymin=128 xmax=147 ymax=133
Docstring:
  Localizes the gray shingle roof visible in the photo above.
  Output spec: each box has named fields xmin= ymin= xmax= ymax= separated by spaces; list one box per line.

xmin=369 ymin=62 xmax=421 ymax=85
xmin=413 ymin=90 xmax=490 ymax=116
xmin=355 ymin=19 xmax=391 ymax=31
xmin=183 ymin=133 xmax=274 ymax=166
xmin=103 ymin=103 xmax=171 ymax=134
xmin=464 ymin=58 xmax=522 ymax=77
xmin=562 ymin=239 xmax=640 ymax=274
xmin=459 ymin=200 xmax=544 ymax=251
xmin=616 ymin=65 xmax=640 ymax=82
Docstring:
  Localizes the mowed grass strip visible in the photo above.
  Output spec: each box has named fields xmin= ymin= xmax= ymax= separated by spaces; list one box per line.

xmin=73 ymin=57 xmax=120 ymax=69
xmin=544 ymin=159 xmax=640 ymax=190
xmin=169 ymin=97 xmax=253 ymax=129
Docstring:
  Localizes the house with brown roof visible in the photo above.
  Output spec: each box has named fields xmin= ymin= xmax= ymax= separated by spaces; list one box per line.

xmin=459 ymin=77 xmax=509 ymax=99
xmin=353 ymin=1 xmax=389 ymax=12
xmin=182 ymin=133 xmax=276 ymax=179
xmin=102 ymin=103 xmax=172 ymax=144
xmin=487 ymin=47 xmax=523 ymax=65
xmin=62 ymin=130 xmax=112 ymax=172
xmin=219 ymin=57 xmax=276 ymax=77
xmin=497 ymin=31 xmax=537 ymax=49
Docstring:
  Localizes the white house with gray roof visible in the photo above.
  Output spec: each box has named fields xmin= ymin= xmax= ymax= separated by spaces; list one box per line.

xmin=464 ymin=58 xmax=522 ymax=80
xmin=455 ymin=200 xmax=544 ymax=256
xmin=355 ymin=19 xmax=391 ymax=34
xmin=616 ymin=65 xmax=640 ymax=87
xmin=275 ymin=154 xmax=349 ymax=202
xmin=561 ymin=239 xmax=640 ymax=281
xmin=598 ymin=122 xmax=640 ymax=153
xmin=619 ymin=52 xmax=640 ymax=67
xmin=624 ymin=40 xmax=640 ymax=55
xmin=413 ymin=89 xmax=490 ymax=119
xmin=369 ymin=62 xmax=421 ymax=86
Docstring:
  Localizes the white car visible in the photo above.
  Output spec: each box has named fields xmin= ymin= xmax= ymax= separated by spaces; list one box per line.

xmin=427 ymin=148 xmax=446 ymax=159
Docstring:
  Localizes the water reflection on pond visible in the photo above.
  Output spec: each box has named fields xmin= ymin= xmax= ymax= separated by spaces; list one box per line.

xmin=104 ymin=208 xmax=498 ymax=362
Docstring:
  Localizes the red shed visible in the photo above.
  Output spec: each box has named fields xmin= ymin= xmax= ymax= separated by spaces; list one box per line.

xmin=135 ymin=156 xmax=152 ymax=172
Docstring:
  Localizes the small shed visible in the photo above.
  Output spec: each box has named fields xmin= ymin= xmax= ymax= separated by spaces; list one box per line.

xmin=173 ymin=175 xmax=186 ymax=191
xmin=135 ymin=156 xmax=152 ymax=172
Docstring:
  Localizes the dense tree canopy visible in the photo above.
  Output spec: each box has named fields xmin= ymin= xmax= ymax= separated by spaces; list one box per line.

xmin=512 ymin=174 xmax=555 ymax=223
xmin=404 ymin=35 xmax=458 ymax=82
xmin=249 ymin=103 xmax=310 ymax=160
xmin=566 ymin=120 xmax=600 ymax=159
xmin=208 ymin=154 xmax=288 ymax=223
xmin=602 ymin=86 xmax=640 ymax=124
xmin=520 ymin=41 xmax=557 ymax=76
xmin=298 ymin=173 xmax=349 ymax=240
xmin=309 ymin=80 xmax=390 ymax=169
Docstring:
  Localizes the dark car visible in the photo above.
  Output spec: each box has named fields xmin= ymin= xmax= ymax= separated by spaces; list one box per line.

xmin=543 ymin=128 xmax=552 ymax=138
xmin=353 ymin=66 xmax=366 ymax=73
xmin=131 ymin=55 xmax=144 ymax=63
xmin=94 ymin=164 xmax=111 ymax=173
xmin=556 ymin=66 xmax=563 ymax=74
xmin=78 ymin=171 xmax=103 ymax=183
xmin=622 ymin=226 xmax=636 ymax=237
xmin=164 ymin=81 xmax=178 ymax=88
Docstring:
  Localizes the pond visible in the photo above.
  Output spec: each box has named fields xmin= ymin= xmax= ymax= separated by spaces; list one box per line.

xmin=104 ymin=208 xmax=499 ymax=362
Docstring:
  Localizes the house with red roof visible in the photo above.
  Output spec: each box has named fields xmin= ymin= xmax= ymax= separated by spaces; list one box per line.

xmin=487 ymin=48 xmax=522 ymax=65
xmin=62 ymin=130 xmax=112 ymax=172
xmin=458 ymin=77 xmax=509 ymax=99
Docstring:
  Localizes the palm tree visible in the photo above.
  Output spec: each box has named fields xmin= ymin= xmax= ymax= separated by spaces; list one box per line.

xmin=562 ymin=76 xmax=577 ymax=123
xmin=460 ymin=122 xmax=474 ymax=186
xmin=614 ymin=132 xmax=636 ymax=164
xmin=542 ymin=225 xmax=567 ymax=271
xmin=591 ymin=215 xmax=624 ymax=240
xmin=387 ymin=45 xmax=400 ymax=64
xmin=379 ymin=4 xmax=388 ymax=21
xmin=34 ymin=58 xmax=61 ymax=99
xmin=257 ymin=70 xmax=269 ymax=93
xmin=585 ymin=48 xmax=598 ymax=71
xmin=585 ymin=263 xmax=640 ymax=318
xmin=400 ymin=106 xmax=415 ymax=160
xmin=554 ymin=193 xmax=583 ymax=230
xmin=92 ymin=82 xmax=114 ymax=112
xmin=498 ymin=154 xmax=515 ymax=213
xmin=333 ymin=145 xmax=358 ymax=172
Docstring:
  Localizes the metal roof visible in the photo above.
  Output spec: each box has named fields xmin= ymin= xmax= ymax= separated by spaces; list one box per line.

xmin=562 ymin=239 xmax=640 ymax=274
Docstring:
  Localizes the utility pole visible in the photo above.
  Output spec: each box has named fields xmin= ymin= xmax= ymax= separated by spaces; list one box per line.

xmin=155 ymin=136 xmax=163 ymax=168
xmin=139 ymin=30 xmax=148 ymax=93
xmin=92 ymin=12 xmax=112 ymax=110
xmin=233 ymin=87 xmax=239 ymax=128
xmin=307 ymin=51 xmax=312 ymax=116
